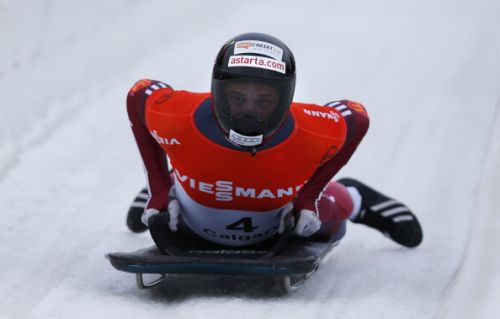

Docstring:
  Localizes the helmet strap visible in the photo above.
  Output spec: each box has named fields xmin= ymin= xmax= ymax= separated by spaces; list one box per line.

xmin=228 ymin=129 xmax=263 ymax=147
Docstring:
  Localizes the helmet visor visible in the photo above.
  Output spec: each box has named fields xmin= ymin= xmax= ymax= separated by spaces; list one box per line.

xmin=212 ymin=77 xmax=294 ymax=137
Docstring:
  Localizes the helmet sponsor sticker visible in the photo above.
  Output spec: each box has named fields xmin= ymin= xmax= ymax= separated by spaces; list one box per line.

xmin=234 ymin=40 xmax=284 ymax=61
xmin=228 ymin=55 xmax=286 ymax=74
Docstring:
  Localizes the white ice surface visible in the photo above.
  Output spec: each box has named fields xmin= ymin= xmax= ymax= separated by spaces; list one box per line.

xmin=1 ymin=0 xmax=499 ymax=318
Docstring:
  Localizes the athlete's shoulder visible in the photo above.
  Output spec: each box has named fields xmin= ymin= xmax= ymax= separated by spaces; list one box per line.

xmin=292 ymin=99 xmax=367 ymax=119
xmin=290 ymin=101 xmax=346 ymax=140
xmin=291 ymin=99 xmax=369 ymax=139
xmin=147 ymin=88 xmax=210 ymax=116
xmin=324 ymin=99 xmax=369 ymax=119
xmin=324 ymin=99 xmax=370 ymax=142
xmin=126 ymin=79 xmax=172 ymax=123
xmin=292 ymin=101 xmax=341 ymax=122
xmin=128 ymin=79 xmax=171 ymax=97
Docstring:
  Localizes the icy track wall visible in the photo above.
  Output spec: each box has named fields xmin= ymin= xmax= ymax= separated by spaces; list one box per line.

xmin=0 ymin=0 xmax=218 ymax=176
xmin=439 ymin=102 xmax=500 ymax=318
xmin=0 ymin=1 xmax=136 ymax=176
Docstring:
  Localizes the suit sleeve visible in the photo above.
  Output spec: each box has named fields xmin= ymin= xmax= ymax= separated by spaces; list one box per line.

xmin=126 ymin=79 xmax=172 ymax=211
xmin=294 ymin=100 xmax=370 ymax=212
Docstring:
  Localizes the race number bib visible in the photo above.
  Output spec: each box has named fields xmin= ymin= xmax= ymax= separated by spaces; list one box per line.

xmin=174 ymin=181 xmax=288 ymax=246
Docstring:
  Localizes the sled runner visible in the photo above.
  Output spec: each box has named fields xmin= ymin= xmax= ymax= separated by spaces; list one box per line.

xmin=106 ymin=213 xmax=340 ymax=293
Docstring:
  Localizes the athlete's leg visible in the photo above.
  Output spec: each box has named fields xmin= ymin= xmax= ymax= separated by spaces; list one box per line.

xmin=310 ymin=182 xmax=353 ymax=241
xmin=337 ymin=178 xmax=423 ymax=248
xmin=126 ymin=187 xmax=149 ymax=233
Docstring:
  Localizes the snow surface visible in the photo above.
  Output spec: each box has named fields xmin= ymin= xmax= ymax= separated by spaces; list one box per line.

xmin=1 ymin=0 xmax=499 ymax=318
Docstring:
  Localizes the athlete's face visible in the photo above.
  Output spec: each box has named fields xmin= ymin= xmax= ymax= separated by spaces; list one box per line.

xmin=224 ymin=82 xmax=279 ymax=120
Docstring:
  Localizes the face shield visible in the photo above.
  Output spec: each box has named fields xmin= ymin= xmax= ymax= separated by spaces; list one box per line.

xmin=212 ymin=76 xmax=295 ymax=140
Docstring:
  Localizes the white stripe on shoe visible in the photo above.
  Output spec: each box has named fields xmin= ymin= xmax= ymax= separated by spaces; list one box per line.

xmin=392 ymin=215 xmax=415 ymax=223
xmin=381 ymin=206 xmax=411 ymax=217
xmin=370 ymin=199 xmax=400 ymax=211
xmin=137 ymin=193 xmax=149 ymax=200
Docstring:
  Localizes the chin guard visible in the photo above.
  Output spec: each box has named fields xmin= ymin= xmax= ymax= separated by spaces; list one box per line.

xmin=228 ymin=129 xmax=263 ymax=147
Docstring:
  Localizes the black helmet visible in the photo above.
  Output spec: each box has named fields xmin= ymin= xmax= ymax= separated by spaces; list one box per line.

xmin=211 ymin=32 xmax=296 ymax=147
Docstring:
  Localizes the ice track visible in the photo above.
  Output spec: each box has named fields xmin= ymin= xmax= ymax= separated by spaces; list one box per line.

xmin=1 ymin=1 xmax=499 ymax=318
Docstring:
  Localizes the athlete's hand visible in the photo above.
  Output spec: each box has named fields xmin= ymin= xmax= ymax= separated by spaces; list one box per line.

xmin=293 ymin=209 xmax=321 ymax=237
xmin=278 ymin=203 xmax=294 ymax=234
xmin=166 ymin=199 xmax=180 ymax=232
xmin=141 ymin=203 xmax=180 ymax=232
xmin=141 ymin=187 xmax=181 ymax=232
xmin=141 ymin=208 xmax=159 ymax=226
xmin=166 ymin=186 xmax=180 ymax=232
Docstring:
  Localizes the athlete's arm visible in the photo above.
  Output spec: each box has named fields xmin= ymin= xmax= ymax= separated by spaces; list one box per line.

xmin=126 ymin=79 xmax=172 ymax=211
xmin=294 ymin=100 xmax=370 ymax=212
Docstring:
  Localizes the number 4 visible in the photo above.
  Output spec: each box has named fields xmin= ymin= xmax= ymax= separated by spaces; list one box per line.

xmin=226 ymin=217 xmax=258 ymax=233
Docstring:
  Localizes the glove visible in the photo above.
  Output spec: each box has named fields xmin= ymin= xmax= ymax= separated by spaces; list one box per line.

xmin=292 ymin=209 xmax=321 ymax=237
xmin=141 ymin=186 xmax=181 ymax=232
xmin=278 ymin=203 xmax=294 ymax=234
xmin=166 ymin=198 xmax=180 ymax=232
xmin=141 ymin=208 xmax=159 ymax=226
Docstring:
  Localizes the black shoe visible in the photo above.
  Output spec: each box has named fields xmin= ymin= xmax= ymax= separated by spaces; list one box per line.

xmin=126 ymin=187 xmax=149 ymax=233
xmin=336 ymin=178 xmax=423 ymax=248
